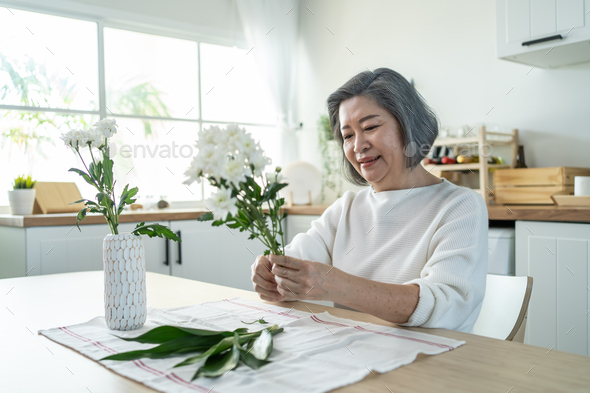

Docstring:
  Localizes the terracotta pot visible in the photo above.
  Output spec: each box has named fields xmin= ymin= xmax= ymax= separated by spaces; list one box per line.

xmin=103 ymin=233 xmax=147 ymax=330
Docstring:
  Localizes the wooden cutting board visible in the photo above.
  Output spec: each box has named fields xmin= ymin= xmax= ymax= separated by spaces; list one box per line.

xmin=32 ymin=182 xmax=85 ymax=214
xmin=551 ymin=194 xmax=590 ymax=207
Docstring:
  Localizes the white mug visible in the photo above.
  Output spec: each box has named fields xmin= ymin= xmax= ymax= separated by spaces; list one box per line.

xmin=574 ymin=176 xmax=590 ymax=196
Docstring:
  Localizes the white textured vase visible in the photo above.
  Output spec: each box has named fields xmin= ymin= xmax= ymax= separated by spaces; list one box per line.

xmin=103 ymin=233 xmax=147 ymax=331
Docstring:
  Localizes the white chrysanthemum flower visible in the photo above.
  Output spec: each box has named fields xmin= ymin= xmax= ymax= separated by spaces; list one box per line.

xmin=265 ymin=170 xmax=284 ymax=185
xmin=249 ymin=150 xmax=271 ymax=177
xmin=198 ymin=125 xmax=222 ymax=149
xmin=207 ymin=187 xmax=238 ymax=221
xmin=222 ymin=156 xmax=251 ymax=187
xmin=232 ymin=132 xmax=258 ymax=159
xmin=88 ymin=129 xmax=106 ymax=149
xmin=226 ymin=124 xmax=242 ymax=139
xmin=183 ymin=157 xmax=204 ymax=185
xmin=185 ymin=123 xmax=272 ymax=186
xmin=94 ymin=118 xmax=118 ymax=138
xmin=60 ymin=130 xmax=76 ymax=149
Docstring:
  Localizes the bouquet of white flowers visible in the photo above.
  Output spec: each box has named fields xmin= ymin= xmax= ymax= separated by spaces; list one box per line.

xmin=184 ymin=124 xmax=288 ymax=255
xmin=62 ymin=118 xmax=180 ymax=242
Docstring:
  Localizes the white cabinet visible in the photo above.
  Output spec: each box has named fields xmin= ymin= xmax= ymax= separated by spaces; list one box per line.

xmin=23 ymin=223 xmax=168 ymax=277
xmin=497 ymin=0 xmax=590 ymax=68
xmin=141 ymin=221 xmax=172 ymax=276
xmin=168 ymin=220 xmax=266 ymax=291
xmin=286 ymin=215 xmax=319 ymax=244
xmin=0 ymin=215 xmax=324 ymax=292
xmin=515 ymin=220 xmax=590 ymax=356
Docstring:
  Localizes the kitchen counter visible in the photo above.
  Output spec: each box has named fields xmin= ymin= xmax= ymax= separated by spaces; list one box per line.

xmin=486 ymin=204 xmax=590 ymax=222
xmin=1 ymin=203 xmax=589 ymax=228
xmin=0 ymin=205 xmax=331 ymax=228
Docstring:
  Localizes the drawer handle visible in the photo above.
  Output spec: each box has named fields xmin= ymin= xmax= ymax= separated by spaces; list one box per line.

xmin=163 ymin=238 xmax=169 ymax=266
xmin=176 ymin=230 xmax=182 ymax=265
xmin=522 ymin=34 xmax=563 ymax=46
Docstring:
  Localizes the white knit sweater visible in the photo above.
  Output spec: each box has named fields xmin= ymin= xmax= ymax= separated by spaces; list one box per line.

xmin=285 ymin=178 xmax=489 ymax=333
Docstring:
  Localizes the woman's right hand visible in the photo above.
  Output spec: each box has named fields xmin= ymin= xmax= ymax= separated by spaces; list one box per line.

xmin=251 ymin=255 xmax=283 ymax=302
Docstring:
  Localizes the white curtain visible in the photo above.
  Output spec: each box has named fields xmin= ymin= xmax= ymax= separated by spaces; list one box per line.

xmin=236 ymin=0 xmax=299 ymax=166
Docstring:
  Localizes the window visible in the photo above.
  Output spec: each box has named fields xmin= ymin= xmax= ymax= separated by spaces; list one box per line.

xmin=0 ymin=7 xmax=278 ymax=206
xmin=0 ymin=9 xmax=99 ymax=205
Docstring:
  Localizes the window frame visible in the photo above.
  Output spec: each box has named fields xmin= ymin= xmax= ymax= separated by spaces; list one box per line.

xmin=0 ymin=2 xmax=278 ymax=208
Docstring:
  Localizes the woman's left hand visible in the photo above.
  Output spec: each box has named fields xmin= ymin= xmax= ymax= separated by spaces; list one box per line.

xmin=269 ymin=254 xmax=337 ymax=301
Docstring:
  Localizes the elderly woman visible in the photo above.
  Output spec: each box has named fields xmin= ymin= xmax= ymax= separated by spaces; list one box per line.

xmin=251 ymin=68 xmax=488 ymax=333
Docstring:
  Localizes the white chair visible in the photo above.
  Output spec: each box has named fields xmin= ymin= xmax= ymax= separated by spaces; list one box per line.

xmin=473 ymin=274 xmax=533 ymax=342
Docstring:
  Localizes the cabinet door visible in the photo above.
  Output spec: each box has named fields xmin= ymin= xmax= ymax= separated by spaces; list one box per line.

xmin=530 ymin=0 xmax=556 ymax=38
xmin=169 ymin=220 xmax=267 ymax=291
xmin=27 ymin=223 xmax=128 ymax=275
xmin=286 ymin=215 xmax=320 ymax=244
xmin=140 ymin=221 xmax=171 ymax=275
xmin=25 ymin=222 xmax=168 ymax=276
xmin=515 ymin=221 xmax=590 ymax=356
xmin=506 ymin=0 xmax=531 ymax=42
xmin=556 ymin=0 xmax=585 ymax=31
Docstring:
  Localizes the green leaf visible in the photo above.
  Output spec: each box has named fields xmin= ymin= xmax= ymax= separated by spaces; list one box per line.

xmin=117 ymin=326 xmax=194 ymax=344
xmin=132 ymin=223 xmax=181 ymax=242
xmin=239 ymin=347 xmax=270 ymax=370
xmin=174 ymin=336 xmax=234 ymax=368
xmin=173 ymin=326 xmax=277 ymax=369
xmin=96 ymin=192 xmax=114 ymax=209
xmin=100 ymin=335 xmax=217 ymax=361
xmin=241 ymin=318 xmax=268 ymax=325
xmin=103 ymin=155 xmax=114 ymax=190
xmin=193 ymin=344 xmax=240 ymax=380
xmin=117 ymin=185 xmax=139 ymax=214
xmin=179 ymin=326 xmax=246 ymax=337
xmin=211 ymin=219 xmax=225 ymax=227
xmin=226 ymin=221 xmax=241 ymax=229
xmin=68 ymin=168 xmax=95 ymax=188
xmin=69 ymin=198 xmax=86 ymax=205
xmin=197 ymin=212 xmax=214 ymax=222
xmin=75 ymin=206 xmax=88 ymax=231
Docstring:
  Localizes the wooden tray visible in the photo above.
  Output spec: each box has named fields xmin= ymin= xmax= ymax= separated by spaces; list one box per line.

xmin=551 ymin=194 xmax=590 ymax=207
xmin=494 ymin=167 xmax=590 ymax=205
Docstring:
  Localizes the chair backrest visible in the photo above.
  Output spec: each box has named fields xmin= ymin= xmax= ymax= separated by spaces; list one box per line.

xmin=473 ymin=274 xmax=533 ymax=341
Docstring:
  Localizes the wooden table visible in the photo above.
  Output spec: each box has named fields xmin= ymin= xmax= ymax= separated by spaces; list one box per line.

xmin=1 ymin=272 xmax=589 ymax=392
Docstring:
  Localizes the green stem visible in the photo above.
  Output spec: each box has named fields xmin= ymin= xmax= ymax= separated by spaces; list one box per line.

xmin=234 ymin=197 xmax=276 ymax=252
xmin=233 ymin=189 xmax=280 ymax=255
xmin=76 ymin=149 xmax=100 ymax=190
xmin=278 ymin=208 xmax=286 ymax=256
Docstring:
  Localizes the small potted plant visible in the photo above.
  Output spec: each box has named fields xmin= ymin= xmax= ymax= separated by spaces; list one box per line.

xmin=8 ymin=175 xmax=37 ymax=215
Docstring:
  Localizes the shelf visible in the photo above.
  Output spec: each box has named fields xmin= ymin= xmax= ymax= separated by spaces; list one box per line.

xmin=423 ymin=163 xmax=511 ymax=172
xmin=432 ymin=135 xmax=514 ymax=147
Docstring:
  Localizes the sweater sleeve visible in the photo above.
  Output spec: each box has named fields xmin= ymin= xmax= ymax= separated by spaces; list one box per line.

xmin=397 ymin=190 xmax=489 ymax=333
xmin=284 ymin=191 xmax=353 ymax=265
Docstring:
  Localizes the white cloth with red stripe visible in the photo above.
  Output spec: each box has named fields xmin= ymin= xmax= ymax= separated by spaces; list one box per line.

xmin=39 ymin=297 xmax=465 ymax=393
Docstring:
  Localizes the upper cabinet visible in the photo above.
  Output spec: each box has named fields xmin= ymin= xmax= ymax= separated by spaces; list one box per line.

xmin=497 ymin=0 xmax=590 ymax=68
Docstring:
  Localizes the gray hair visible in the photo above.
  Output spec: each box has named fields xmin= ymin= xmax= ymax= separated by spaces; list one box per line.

xmin=326 ymin=67 xmax=439 ymax=186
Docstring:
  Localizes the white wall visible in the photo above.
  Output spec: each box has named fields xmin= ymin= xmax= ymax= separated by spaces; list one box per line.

xmin=296 ymin=0 xmax=590 ymax=202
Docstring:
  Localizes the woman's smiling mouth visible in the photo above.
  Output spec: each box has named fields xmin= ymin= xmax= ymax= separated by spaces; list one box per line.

xmin=359 ymin=156 xmax=381 ymax=168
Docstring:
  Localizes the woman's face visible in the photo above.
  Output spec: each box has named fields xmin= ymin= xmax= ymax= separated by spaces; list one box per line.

xmin=339 ymin=95 xmax=406 ymax=191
